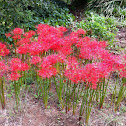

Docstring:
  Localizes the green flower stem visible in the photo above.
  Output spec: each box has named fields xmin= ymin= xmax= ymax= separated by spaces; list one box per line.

xmin=95 ymin=82 xmax=100 ymax=102
xmin=114 ymin=82 xmax=126 ymax=112
xmin=85 ymin=89 xmax=95 ymax=125
xmin=75 ymin=83 xmax=84 ymax=111
xmin=0 ymin=77 xmax=5 ymax=109
xmin=14 ymin=81 xmax=19 ymax=109
xmin=54 ymin=75 xmax=64 ymax=108
xmin=111 ymin=78 xmax=117 ymax=106
xmin=22 ymin=54 xmax=24 ymax=62
xmin=99 ymin=77 xmax=110 ymax=109
xmin=73 ymin=83 xmax=77 ymax=115
xmin=65 ymin=81 xmax=69 ymax=113
xmin=79 ymin=84 xmax=88 ymax=121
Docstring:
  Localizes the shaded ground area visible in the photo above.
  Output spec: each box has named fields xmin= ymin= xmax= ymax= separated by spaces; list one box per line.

xmin=0 ymin=79 xmax=126 ymax=126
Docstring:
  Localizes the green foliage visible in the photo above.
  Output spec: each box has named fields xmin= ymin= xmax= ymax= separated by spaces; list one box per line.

xmin=0 ymin=0 xmax=74 ymax=41
xmin=76 ymin=12 xmax=119 ymax=43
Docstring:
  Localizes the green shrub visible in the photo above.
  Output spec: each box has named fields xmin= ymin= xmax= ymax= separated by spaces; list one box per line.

xmin=0 ymin=0 xmax=74 ymax=42
xmin=76 ymin=11 xmax=119 ymax=44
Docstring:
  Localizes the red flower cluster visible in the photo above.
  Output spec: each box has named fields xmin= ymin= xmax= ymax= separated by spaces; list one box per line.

xmin=3 ymin=24 xmax=126 ymax=89
xmin=0 ymin=42 xmax=10 ymax=56
xmin=0 ymin=61 xmax=8 ymax=77
xmin=8 ymin=58 xmax=29 ymax=81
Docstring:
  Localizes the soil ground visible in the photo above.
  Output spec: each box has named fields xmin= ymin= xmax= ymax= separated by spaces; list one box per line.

xmin=0 ymin=79 xmax=126 ymax=126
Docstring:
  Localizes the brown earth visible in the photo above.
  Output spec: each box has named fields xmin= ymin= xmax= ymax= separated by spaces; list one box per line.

xmin=0 ymin=78 xmax=126 ymax=126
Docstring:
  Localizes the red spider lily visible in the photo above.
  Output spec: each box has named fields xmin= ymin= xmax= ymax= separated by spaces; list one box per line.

xmin=9 ymin=72 xmax=21 ymax=81
xmin=9 ymin=58 xmax=29 ymax=72
xmin=9 ymin=58 xmax=22 ymax=72
xmin=0 ymin=42 xmax=10 ymax=56
xmin=80 ymin=62 xmax=111 ymax=89
xmin=58 ymin=26 xmax=67 ymax=32
xmin=0 ymin=61 xmax=8 ymax=77
xmin=12 ymin=34 xmax=21 ymax=40
xmin=119 ymin=69 xmax=126 ymax=78
xmin=17 ymin=44 xmax=29 ymax=54
xmin=77 ymin=29 xmax=86 ymax=37
xmin=83 ymin=64 xmax=99 ymax=89
xmin=79 ymin=46 xmax=95 ymax=60
xmin=57 ymin=37 xmax=73 ymax=56
xmin=16 ymin=38 xmax=30 ymax=46
xmin=13 ymin=28 xmax=23 ymax=35
xmin=39 ymin=54 xmax=62 ymax=68
xmin=59 ymin=46 xmax=72 ymax=56
xmin=20 ymin=63 xmax=29 ymax=71
xmin=64 ymin=68 xmax=82 ymax=84
xmin=65 ymin=56 xmax=79 ymax=70
xmin=36 ymin=24 xmax=50 ymax=35
xmin=38 ymin=66 xmax=57 ymax=79
xmin=78 ymin=39 xmax=108 ymax=60
xmin=23 ymin=30 xmax=36 ymax=38
xmin=69 ymin=32 xmax=79 ymax=45
xmin=36 ymin=24 xmax=60 ymax=36
xmin=9 ymin=58 xmax=22 ymax=64
xmin=98 ymin=41 xmax=107 ymax=48
xmin=38 ymin=33 xmax=61 ymax=52
xmin=31 ymin=56 xmax=42 ymax=65
xmin=5 ymin=32 xmax=11 ymax=38
xmin=28 ymin=42 xmax=44 ymax=55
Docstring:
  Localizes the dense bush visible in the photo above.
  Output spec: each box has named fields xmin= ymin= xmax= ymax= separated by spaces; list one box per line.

xmin=0 ymin=0 xmax=74 ymax=42
xmin=76 ymin=12 xmax=119 ymax=44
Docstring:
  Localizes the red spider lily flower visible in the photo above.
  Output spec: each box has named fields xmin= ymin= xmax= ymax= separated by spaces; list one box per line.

xmin=77 ymin=29 xmax=86 ymax=36
xmin=9 ymin=58 xmax=22 ymax=72
xmin=20 ymin=63 xmax=29 ymax=71
xmin=124 ymin=54 xmax=126 ymax=60
xmin=13 ymin=28 xmax=23 ymax=35
xmin=38 ymin=66 xmax=57 ymax=79
xmin=58 ymin=26 xmax=67 ymax=32
xmin=9 ymin=58 xmax=29 ymax=72
xmin=0 ymin=61 xmax=8 ymax=77
xmin=36 ymin=24 xmax=50 ymax=35
xmin=9 ymin=72 xmax=21 ymax=81
xmin=0 ymin=42 xmax=10 ymax=56
xmin=80 ymin=63 xmax=111 ymax=89
xmin=9 ymin=58 xmax=22 ymax=64
xmin=17 ymin=44 xmax=29 ymax=54
xmin=5 ymin=32 xmax=11 ymax=38
xmin=76 ymin=37 xmax=91 ymax=48
xmin=69 ymin=32 xmax=79 ymax=45
xmin=59 ymin=46 xmax=72 ymax=56
xmin=65 ymin=56 xmax=79 ymax=70
xmin=57 ymin=53 xmax=66 ymax=63
xmin=64 ymin=68 xmax=82 ymax=84
xmin=39 ymin=54 xmax=61 ymax=68
xmin=28 ymin=42 xmax=44 ymax=56
xmin=31 ymin=56 xmax=42 ymax=65
xmin=38 ymin=33 xmax=62 ymax=52
xmin=12 ymin=34 xmax=21 ymax=40
xmin=99 ymin=41 xmax=107 ymax=48
xmin=119 ymin=69 xmax=126 ymax=78
xmin=23 ymin=30 xmax=36 ymax=38
xmin=16 ymin=38 xmax=30 ymax=46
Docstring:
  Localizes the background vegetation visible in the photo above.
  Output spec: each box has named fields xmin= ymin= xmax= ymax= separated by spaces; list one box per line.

xmin=0 ymin=0 xmax=74 ymax=42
